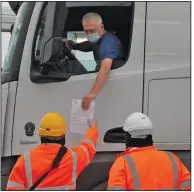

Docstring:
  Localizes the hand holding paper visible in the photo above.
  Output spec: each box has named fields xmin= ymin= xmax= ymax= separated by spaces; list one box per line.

xmin=70 ymin=99 xmax=95 ymax=134
xmin=88 ymin=119 xmax=97 ymax=128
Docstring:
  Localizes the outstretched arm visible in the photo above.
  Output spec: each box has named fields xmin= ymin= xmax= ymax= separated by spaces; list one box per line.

xmin=82 ymin=39 xmax=119 ymax=110
xmin=72 ymin=120 xmax=98 ymax=176
xmin=69 ymin=40 xmax=93 ymax=52
xmin=6 ymin=155 xmax=26 ymax=190
xmin=90 ymin=58 xmax=112 ymax=97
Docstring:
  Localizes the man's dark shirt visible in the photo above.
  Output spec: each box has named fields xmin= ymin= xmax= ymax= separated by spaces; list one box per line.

xmin=72 ymin=32 xmax=125 ymax=70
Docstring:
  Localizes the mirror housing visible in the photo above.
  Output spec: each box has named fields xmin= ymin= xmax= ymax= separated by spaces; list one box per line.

xmin=41 ymin=37 xmax=64 ymax=65
xmin=104 ymin=127 xmax=126 ymax=143
xmin=40 ymin=2 xmax=66 ymax=68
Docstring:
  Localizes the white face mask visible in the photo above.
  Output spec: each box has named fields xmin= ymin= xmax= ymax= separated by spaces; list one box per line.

xmin=87 ymin=32 xmax=100 ymax=43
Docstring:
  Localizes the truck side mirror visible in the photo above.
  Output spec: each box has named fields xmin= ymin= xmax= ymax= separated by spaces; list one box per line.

xmin=104 ymin=127 xmax=126 ymax=143
xmin=40 ymin=2 xmax=66 ymax=68
xmin=41 ymin=37 xmax=64 ymax=65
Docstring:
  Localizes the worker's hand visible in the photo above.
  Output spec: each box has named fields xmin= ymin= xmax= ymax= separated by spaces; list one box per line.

xmin=88 ymin=119 xmax=97 ymax=128
xmin=82 ymin=93 xmax=96 ymax=110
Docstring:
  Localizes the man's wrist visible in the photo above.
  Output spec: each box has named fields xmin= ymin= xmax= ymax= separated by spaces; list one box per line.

xmin=71 ymin=42 xmax=78 ymax=50
xmin=90 ymin=92 xmax=97 ymax=98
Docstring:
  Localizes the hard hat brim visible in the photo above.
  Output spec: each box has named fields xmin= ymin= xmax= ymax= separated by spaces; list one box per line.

xmin=39 ymin=127 xmax=65 ymax=137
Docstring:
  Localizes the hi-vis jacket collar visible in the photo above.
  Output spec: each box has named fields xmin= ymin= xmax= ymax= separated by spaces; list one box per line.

xmin=117 ymin=146 xmax=156 ymax=158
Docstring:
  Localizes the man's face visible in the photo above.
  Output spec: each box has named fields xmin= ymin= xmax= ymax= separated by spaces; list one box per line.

xmin=82 ymin=20 xmax=103 ymax=36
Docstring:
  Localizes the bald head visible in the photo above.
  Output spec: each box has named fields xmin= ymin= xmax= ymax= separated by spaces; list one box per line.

xmin=82 ymin=12 xmax=105 ymax=39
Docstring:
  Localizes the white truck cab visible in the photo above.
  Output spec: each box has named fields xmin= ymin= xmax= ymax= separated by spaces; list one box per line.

xmin=1 ymin=2 xmax=191 ymax=190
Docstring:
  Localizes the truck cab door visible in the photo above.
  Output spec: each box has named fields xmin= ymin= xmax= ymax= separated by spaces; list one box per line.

xmin=12 ymin=2 xmax=146 ymax=156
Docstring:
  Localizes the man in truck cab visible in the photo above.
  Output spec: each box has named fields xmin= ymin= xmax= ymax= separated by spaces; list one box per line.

xmin=66 ymin=12 xmax=125 ymax=110
xmin=6 ymin=112 xmax=98 ymax=190
xmin=107 ymin=112 xmax=191 ymax=190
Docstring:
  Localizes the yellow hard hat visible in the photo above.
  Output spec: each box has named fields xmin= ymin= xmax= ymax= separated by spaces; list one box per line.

xmin=39 ymin=112 xmax=67 ymax=137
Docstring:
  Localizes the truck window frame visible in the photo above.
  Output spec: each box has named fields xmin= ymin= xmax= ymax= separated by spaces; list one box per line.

xmin=30 ymin=2 xmax=135 ymax=83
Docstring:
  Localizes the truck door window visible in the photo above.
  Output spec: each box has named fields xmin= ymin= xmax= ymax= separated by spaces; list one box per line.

xmin=67 ymin=32 xmax=97 ymax=72
xmin=31 ymin=2 xmax=134 ymax=81
xmin=34 ymin=4 xmax=48 ymax=66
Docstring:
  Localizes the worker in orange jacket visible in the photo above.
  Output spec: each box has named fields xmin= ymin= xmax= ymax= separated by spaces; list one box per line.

xmin=107 ymin=112 xmax=191 ymax=190
xmin=6 ymin=112 xmax=98 ymax=190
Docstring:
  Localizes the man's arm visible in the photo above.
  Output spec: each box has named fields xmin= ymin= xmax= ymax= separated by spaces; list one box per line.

xmin=90 ymin=38 xmax=120 ymax=96
xmin=72 ymin=120 xmax=98 ymax=176
xmin=82 ymin=38 xmax=119 ymax=110
xmin=107 ymin=157 xmax=127 ymax=190
xmin=91 ymin=58 xmax=112 ymax=95
xmin=179 ymin=160 xmax=191 ymax=190
xmin=172 ymin=153 xmax=191 ymax=190
xmin=6 ymin=155 xmax=26 ymax=190
xmin=68 ymin=40 xmax=93 ymax=52
xmin=179 ymin=163 xmax=191 ymax=190
xmin=82 ymin=59 xmax=112 ymax=110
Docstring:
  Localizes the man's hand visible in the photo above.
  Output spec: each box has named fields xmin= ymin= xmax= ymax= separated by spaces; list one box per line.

xmin=65 ymin=40 xmax=75 ymax=50
xmin=88 ymin=119 xmax=97 ymax=128
xmin=82 ymin=93 xmax=96 ymax=110
xmin=82 ymin=59 xmax=112 ymax=110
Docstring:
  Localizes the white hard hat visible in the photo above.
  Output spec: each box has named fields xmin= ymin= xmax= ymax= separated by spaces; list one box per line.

xmin=123 ymin=112 xmax=153 ymax=139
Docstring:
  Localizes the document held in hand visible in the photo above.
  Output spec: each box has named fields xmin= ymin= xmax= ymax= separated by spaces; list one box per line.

xmin=70 ymin=99 xmax=95 ymax=134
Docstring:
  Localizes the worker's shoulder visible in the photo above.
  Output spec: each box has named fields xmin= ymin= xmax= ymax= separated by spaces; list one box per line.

xmin=23 ymin=146 xmax=44 ymax=157
xmin=15 ymin=150 xmax=32 ymax=165
xmin=156 ymin=150 xmax=183 ymax=165
xmin=116 ymin=153 xmax=130 ymax=162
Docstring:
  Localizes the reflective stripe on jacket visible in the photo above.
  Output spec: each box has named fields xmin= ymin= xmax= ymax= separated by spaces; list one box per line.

xmin=107 ymin=146 xmax=191 ymax=190
xmin=6 ymin=126 xmax=98 ymax=190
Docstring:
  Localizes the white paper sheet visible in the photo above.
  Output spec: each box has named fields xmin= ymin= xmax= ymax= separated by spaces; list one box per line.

xmin=70 ymin=99 xmax=95 ymax=134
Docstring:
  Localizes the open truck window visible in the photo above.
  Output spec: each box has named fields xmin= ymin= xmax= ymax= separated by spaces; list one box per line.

xmin=68 ymin=31 xmax=97 ymax=72
xmin=31 ymin=2 xmax=134 ymax=83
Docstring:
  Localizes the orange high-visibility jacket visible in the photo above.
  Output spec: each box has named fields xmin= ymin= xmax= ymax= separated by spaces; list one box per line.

xmin=107 ymin=146 xmax=190 ymax=190
xmin=6 ymin=126 xmax=98 ymax=190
